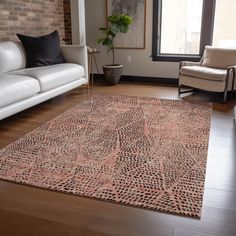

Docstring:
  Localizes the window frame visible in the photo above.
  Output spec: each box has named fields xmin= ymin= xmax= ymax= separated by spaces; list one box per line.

xmin=152 ymin=0 xmax=216 ymax=62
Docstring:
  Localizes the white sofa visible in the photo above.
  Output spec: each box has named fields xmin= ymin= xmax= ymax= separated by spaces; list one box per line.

xmin=0 ymin=41 xmax=88 ymax=120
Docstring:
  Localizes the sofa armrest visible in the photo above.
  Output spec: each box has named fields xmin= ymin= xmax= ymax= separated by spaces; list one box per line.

xmin=61 ymin=45 xmax=88 ymax=82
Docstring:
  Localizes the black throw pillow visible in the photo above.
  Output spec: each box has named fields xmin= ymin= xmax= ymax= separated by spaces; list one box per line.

xmin=17 ymin=30 xmax=66 ymax=68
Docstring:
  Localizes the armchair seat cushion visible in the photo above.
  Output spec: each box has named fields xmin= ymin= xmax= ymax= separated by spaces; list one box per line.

xmin=10 ymin=63 xmax=85 ymax=92
xmin=180 ymin=65 xmax=227 ymax=82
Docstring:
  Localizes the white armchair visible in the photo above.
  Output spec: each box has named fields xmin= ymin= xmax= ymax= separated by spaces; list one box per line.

xmin=179 ymin=46 xmax=236 ymax=103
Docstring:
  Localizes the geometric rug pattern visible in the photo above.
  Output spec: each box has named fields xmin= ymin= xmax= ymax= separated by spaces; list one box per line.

xmin=0 ymin=95 xmax=212 ymax=218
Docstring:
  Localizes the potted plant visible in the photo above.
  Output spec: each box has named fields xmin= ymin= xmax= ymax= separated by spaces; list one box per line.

xmin=97 ymin=14 xmax=132 ymax=85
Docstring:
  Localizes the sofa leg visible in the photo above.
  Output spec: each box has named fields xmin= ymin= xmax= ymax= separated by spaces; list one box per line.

xmin=86 ymin=83 xmax=90 ymax=94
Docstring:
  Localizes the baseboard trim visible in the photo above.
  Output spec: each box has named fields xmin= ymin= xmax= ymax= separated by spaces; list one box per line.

xmin=92 ymin=74 xmax=179 ymax=85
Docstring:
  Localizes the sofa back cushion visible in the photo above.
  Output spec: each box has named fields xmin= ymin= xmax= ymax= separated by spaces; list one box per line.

xmin=0 ymin=41 xmax=26 ymax=75
xmin=17 ymin=31 xmax=66 ymax=68
xmin=202 ymin=46 xmax=236 ymax=69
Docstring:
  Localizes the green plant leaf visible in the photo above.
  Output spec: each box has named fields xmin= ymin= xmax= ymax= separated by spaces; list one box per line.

xmin=103 ymin=37 xmax=113 ymax=48
xmin=97 ymin=13 xmax=132 ymax=63
xmin=110 ymin=25 xmax=119 ymax=33
xmin=97 ymin=38 xmax=105 ymax=44
xmin=99 ymin=27 xmax=107 ymax=31
xmin=108 ymin=14 xmax=120 ymax=23
xmin=122 ymin=15 xmax=132 ymax=25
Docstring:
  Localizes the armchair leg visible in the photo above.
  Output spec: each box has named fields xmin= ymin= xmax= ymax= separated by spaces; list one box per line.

xmin=178 ymin=85 xmax=181 ymax=97
xmin=223 ymin=89 xmax=228 ymax=103
xmin=223 ymin=71 xmax=231 ymax=103
xmin=178 ymin=85 xmax=195 ymax=97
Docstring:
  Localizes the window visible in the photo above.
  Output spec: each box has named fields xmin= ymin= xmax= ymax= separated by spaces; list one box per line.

xmin=160 ymin=0 xmax=203 ymax=55
xmin=152 ymin=0 xmax=216 ymax=61
xmin=213 ymin=0 xmax=236 ymax=48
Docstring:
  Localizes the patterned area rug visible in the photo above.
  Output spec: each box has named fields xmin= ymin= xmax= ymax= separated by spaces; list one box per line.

xmin=0 ymin=95 xmax=212 ymax=218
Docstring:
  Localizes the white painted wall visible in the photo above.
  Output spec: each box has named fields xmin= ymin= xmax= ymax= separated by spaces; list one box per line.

xmin=70 ymin=0 xmax=86 ymax=45
xmin=85 ymin=0 xmax=179 ymax=79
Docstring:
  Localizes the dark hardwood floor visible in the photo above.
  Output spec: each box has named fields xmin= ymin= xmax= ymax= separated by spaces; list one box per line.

xmin=0 ymin=81 xmax=235 ymax=236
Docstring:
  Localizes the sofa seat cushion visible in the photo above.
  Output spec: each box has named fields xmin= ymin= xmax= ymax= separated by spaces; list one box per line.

xmin=0 ymin=74 xmax=40 ymax=108
xmin=180 ymin=65 xmax=227 ymax=82
xmin=10 ymin=63 xmax=85 ymax=92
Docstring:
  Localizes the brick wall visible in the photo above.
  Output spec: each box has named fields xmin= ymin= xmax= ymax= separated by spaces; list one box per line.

xmin=0 ymin=0 xmax=72 ymax=44
xmin=64 ymin=0 xmax=72 ymax=44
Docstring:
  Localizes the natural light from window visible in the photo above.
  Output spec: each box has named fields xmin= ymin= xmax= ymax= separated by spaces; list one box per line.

xmin=213 ymin=0 xmax=236 ymax=48
xmin=160 ymin=0 xmax=203 ymax=55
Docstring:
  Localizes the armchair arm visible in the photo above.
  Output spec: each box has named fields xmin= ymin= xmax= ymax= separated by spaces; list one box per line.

xmin=60 ymin=45 xmax=88 ymax=82
xmin=227 ymin=65 xmax=236 ymax=70
xmin=226 ymin=65 xmax=236 ymax=77
xmin=226 ymin=65 xmax=236 ymax=91
xmin=180 ymin=61 xmax=201 ymax=69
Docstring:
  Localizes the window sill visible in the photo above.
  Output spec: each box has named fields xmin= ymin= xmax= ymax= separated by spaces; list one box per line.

xmin=152 ymin=55 xmax=201 ymax=62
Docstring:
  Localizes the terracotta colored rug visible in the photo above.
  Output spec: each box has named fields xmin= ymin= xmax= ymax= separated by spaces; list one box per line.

xmin=0 ymin=95 xmax=212 ymax=218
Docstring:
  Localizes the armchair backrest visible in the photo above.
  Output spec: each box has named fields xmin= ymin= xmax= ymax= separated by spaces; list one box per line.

xmin=202 ymin=46 xmax=236 ymax=69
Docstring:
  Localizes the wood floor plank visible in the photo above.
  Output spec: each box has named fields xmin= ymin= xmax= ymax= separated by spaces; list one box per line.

xmin=174 ymin=228 xmax=216 ymax=236
xmin=203 ymin=188 xmax=236 ymax=211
